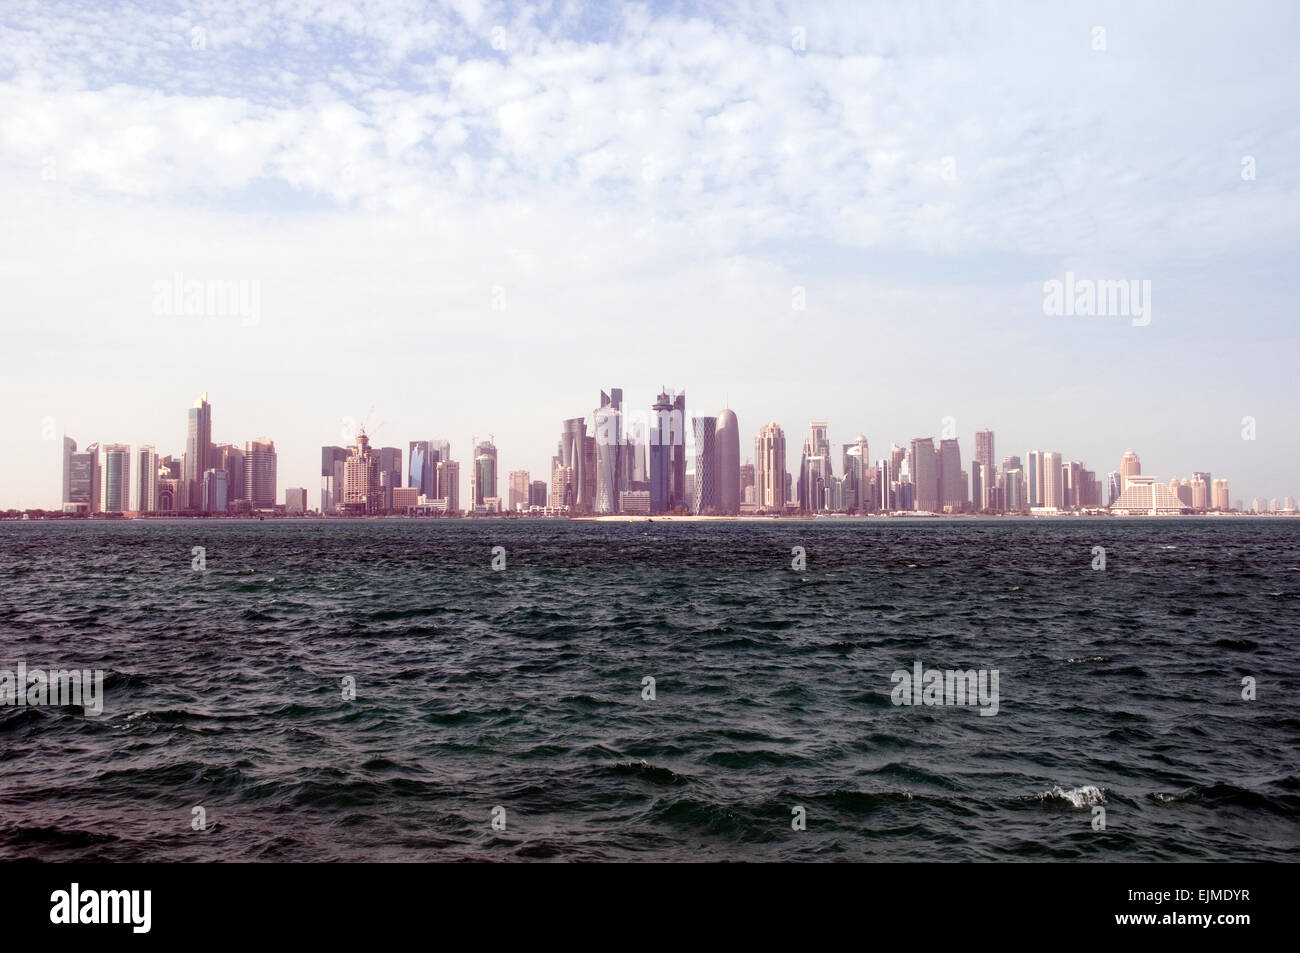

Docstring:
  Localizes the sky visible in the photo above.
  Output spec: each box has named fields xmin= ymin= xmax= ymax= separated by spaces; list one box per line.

xmin=1 ymin=0 xmax=1297 ymax=510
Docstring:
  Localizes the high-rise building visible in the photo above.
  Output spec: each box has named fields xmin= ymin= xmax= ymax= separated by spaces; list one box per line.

xmin=1212 ymin=479 xmax=1230 ymax=511
xmin=755 ymin=422 xmax=787 ymax=512
xmin=1004 ymin=467 xmax=1024 ymax=512
xmin=876 ymin=457 xmax=894 ymax=510
xmin=509 ymin=470 xmax=530 ymax=511
xmin=320 ymin=446 xmax=348 ymax=515
xmin=379 ymin=447 xmax=403 ymax=511
xmin=244 ymin=438 xmax=277 ymax=509
xmin=1120 ymin=450 xmax=1141 ymax=493
xmin=1041 ymin=451 xmax=1063 ymax=508
xmin=63 ymin=439 xmax=99 ymax=514
xmin=1191 ymin=471 xmax=1211 ymax=511
xmin=202 ymin=468 xmax=229 ymax=513
xmin=971 ymin=460 xmax=991 ymax=511
xmin=649 ymin=390 xmax=684 ymax=514
xmin=61 ymin=436 xmax=76 ymax=507
xmin=974 ymin=430 xmax=995 ymax=474
xmin=185 ymin=393 xmax=212 ymax=511
xmin=1107 ymin=470 xmax=1121 ymax=505
xmin=909 ymin=438 xmax=939 ymax=512
xmin=528 ymin=480 xmax=547 ymax=507
xmin=550 ymin=464 xmax=573 ymax=509
xmin=102 ymin=444 xmax=131 ymax=513
xmin=408 ymin=440 xmax=437 ymax=498
xmin=344 ymin=431 xmax=381 ymax=515
xmin=213 ymin=444 xmax=245 ymax=502
xmin=798 ymin=421 xmax=832 ymax=513
xmin=594 ymin=389 xmax=624 ymax=514
xmin=1112 ymin=475 xmax=1189 ymax=515
xmin=714 ymin=409 xmax=740 ymax=515
xmin=471 ymin=442 xmax=497 ymax=509
xmin=1026 ymin=450 xmax=1042 ymax=507
xmin=135 ymin=445 xmax=158 ymax=513
xmin=691 ymin=416 xmax=717 ymax=514
xmin=739 ymin=460 xmax=755 ymax=505
xmin=938 ymin=438 xmax=964 ymax=511
xmin=436 ymin=459 xmax=460 ymax=512
xmin=560 ymin=417 xmax=588 ymax=512
xmin=285 ymin=488 xmax=307 ymax=514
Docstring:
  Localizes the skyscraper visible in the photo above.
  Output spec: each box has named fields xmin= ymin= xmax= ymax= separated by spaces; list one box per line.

xmin=649 ymin=390 xmax=683 ymax=514
xmin=409 ymin=440 xmax=435 ymax=498
xmin=938 ymin=437 xmax=964 ymax=511
xmin=560 ymin=417 xmax=588 ymax=512
xmin=1212 ymin=479 xmax=1230 ymax=511
xmin=594 ymin=389 xmax=624 ymax=514
xmin=185 ymin=393 xmax=212 ymax=511
xmin=215 ymin=444 xmax=245 ymax=502
xmin=436 ymin=459 xmax=460 ymax=512
xmin=135 ymin=445 xmax=158 ymax=513
xmin=509 ymin=470 xmax=530 ymax=511
xmin=691 ymin=416 xmax=717 ymax=514
xmin=714 ymin=409 xmax=740 ymax=515
xmin=1120 ymin=450 xmax=1141 ymax=493
xmin=61 ymin=436 xmax=76 ymax=507
xmin=65 ymin=439 xmax=103 ymax=513
xmin=1042 ymin=451 xmax=1063 ymax=508
xmin=378 ymin=446 xmax=403 ymax=511
xmin=974 ymin=430 xmax=995 ymax=474
xmin=344 ymin=431 xmax=381 ymax=515
xmin=102 ymin=444 xmax=131 ymax=513
xmin=321 ymin=446 xmax=349 ymax=514
xmin=909 ymin=437 xmax=939 ymax=511
xmin=755 ymin=422 xmax=787 ymax=512
xmin=244 ymin=438 xmax=277 ymax=509
xmin=471 ymin=439 xmax=497 ymax=508
xmin=1026 ymin=450 xmax=1043 ymax=507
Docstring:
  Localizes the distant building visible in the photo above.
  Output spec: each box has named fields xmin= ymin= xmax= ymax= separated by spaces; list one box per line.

xmin=938 ymin=438 xmax=964 ymax=511
xmin=1041 ymin=451 xmax=1063 ymax=509
xmin=620 ymin=490 xmax=651 ymax=514
xmin=509 ymin=470 xmax=530 ymax=512
xmin=408 ymin=440 xmax=437 ymax=498
xmin=244 ymin=438 xmax=277 ymax=509
xmin=909 ymin=438 xmax=938 ymax=511
xmin=391 ymin=487 xmax=419 ymax=510
xmin=343 ymin=431 xmax=382 ymax=515
xmin=62 ymin=440 xmax=98 ymax=514
xmin=755 ymin=422 xmax=787 ymax=512
xmin=202 ymin=468 xmax=229 ymax=513
xmin=135 ymin=446 xmax=158 ymax=512
xmin=1120 ymin=450 xmax=1141 ymax=494
xmin=378 ymin=447 xmax=403 ymax=511
xmin=1111 ymin=475 xmax=1188 ymax=515
xmin=184 ymin=393 xmax=212 ymax=511
xmin=715 ymin=409 xmax=740 ymax=515
xmin=550 ymin=464 xmax=573 ymax=509
xmin=528 ymin=480 xmax=547 ymax=507
xmin=1212 ymin=479 xmax=1230 ymax=511
xmin=692 ymin=416 xmax=717 ymax=514
xmin=436 ymin=459 xmax=460 ymax=513
xmin=285 ymin=487 xmax=307 ymax=514
xmin=102 ymin=444 xmax=131 ymax=513
xmin=321 ymin=446 xmax=348 ymax=515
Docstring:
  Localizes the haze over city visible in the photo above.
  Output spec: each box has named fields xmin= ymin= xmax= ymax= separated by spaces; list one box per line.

xmin=2 ymin=0 xmax=1297 ymax=508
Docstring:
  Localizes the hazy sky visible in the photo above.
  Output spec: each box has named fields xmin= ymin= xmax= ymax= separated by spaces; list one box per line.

xmin=2 ymin=0 xmax=1297 ymax=509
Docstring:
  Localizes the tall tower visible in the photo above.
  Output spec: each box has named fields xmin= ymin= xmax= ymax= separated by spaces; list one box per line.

xmin=136 ymin=445 xmax=158 ymax=513
xmin=1120 ymin=450 xmax=1141 ymax=494
xmin=102 ymin=444 xmax=132 ymax=513
xmin=755 ymin=422 xmax=787 ymax=512
xmin=594 ymin=389 xmax=624 ymax=514
xmin=185 ymin=393 xmax=212 ymax=510
xmin=909 ymin=437 xmax=939 ymax=511
xmin=244 ymin=438 xmax=278 ymax=509
xmin=649 ymin=390 xmax=676 ymax=514
xmin=1042 ymin=451 xmax=1064 ymax=508
xmin=692 ymin=416 xmax=718 ymax=514
xmin=714 ymin=409 xmax=740 ymax=515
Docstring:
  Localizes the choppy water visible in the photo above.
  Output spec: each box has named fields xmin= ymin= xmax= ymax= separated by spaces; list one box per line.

xmin=1 ymin=518 xmax=1298 ymax=861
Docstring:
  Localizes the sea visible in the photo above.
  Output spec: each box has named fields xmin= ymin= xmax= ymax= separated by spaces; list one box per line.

xmin=1 ymin=518 xmax=1297 ymax=861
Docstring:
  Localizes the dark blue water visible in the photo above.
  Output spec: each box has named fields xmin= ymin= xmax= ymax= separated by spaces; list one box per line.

xmin=1 ymin=518 xmax=1298 ymax=861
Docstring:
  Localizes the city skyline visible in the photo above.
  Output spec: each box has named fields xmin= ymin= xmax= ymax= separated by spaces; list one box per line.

xmin=29 ymin=386 xmax=1295 ymax=516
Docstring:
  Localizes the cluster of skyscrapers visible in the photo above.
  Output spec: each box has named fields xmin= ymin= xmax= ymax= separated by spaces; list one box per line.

xmin=55 ymin=388 xmax=1272 ymax=518
xmin=60 ymin=394 xmax=288 ymax=516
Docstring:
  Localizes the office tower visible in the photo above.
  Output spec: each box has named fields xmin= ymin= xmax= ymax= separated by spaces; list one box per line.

xmin=739 ymin=460 xmax=755 ymax=503
xmin=135 ymin=445 xmax=158 ymax=513
xmin=1171 ymin=479 xmax=1193 ymax=508
xmin=528 ymin=480 xmax=547 ymax=507
xmin=1252 ymin=497 xmax=1268 ymax=513
xmin=890 ymin=443 xmax=906 ymax=478
xmin=971 ymin=460 xmax=988 ymax=511
xmin=550 ymin=464 xmax=573 ymax=509
xmin=876 ymin=457 xmax=893 ymax=510
xmin=436 ymin=459 xmax=460 ymax=512
xmin=409 ymin=440 xmax=436 ymax=498
xmin=285 ymin=488 xmax=307 ymax=514
xmin=212 ymin=444 xmax=245 ymax=502
xmin=648 ymin=390 xmax=682 ymax=514
xmin=1285 ymin=495 xmax=1298 ymax=512
xmin=754 ymin=422 xmax=786 ymax=512
xmin=472 ymin=444 xmax=497 ymax=508
xmin=65 ymin=440 xmax=101 ymax=513
xmin=839 ymin=434 xmax=869 ymax=512
xmin=974 ymin=430 xmax=995 ymax=474
xmin=101 ymin=444 xmax=131 ymax=513
xmin=1041 ymin=451 xmax=1063 ymax=508
xmin=185 ymin=393 xmax=212 ymax=510
xmin=560 ymin=417 xmax=588 ymax=512
xmin=202 ymin=468 xmax=229 ymax=513
xmin=938 ymin=438 xmax=964 ymax=511
xmin=343 ymin=431 xmax=381 ymax=515
xmin=799 ymin=421 xmax=831 ymax=513
xmin=1106 ymin=471 xmax=1121 ymax=505
xmin=908 ymin=438 xmax=939 ymax=511
xmin=1004 ymin=467 xmax=1024 ymax=511
xmin=1120 ymin=450 xmax=1141 ymax=493
xmin=320 ymin=446 xmax=348 ymax=515
xmin=156 ymin=477 xmax=179 ymax=512
xmin=715 ymin=409 xmax=740 ymax=515
xmin=594 ymin=388 xmax=624 ymax=514
xmin=509 ymin=470 xmax=530 ymax=511
xmin=691 ymin=416 xmax=718 ymax=514
xmin=1212 ymin=479 xmax=1230 ymax=511
xmin=378 ymin=447 xmax=402 ymax=511
xmin=61 ymin=437 xmax=76 ymax=507
xmin=1063 ymin=460 xmax=1082 ymax=509
xmin=244 ymin=438 xmax=277 ymax=509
